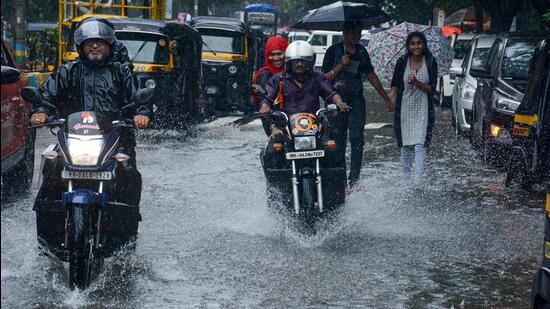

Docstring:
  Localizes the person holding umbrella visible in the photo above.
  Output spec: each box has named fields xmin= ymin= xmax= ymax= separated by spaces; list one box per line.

xmin=322 ymin=21 xmax=395 ymax=187
xmin=390 ymin=32 xmax=438 ymax=185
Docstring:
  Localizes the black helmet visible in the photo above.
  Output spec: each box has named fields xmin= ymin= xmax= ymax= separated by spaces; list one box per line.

xmin=78 ymin=16 xmax=115 ymax=31
xmin=74 ymin=20 xmax=116 ymax=48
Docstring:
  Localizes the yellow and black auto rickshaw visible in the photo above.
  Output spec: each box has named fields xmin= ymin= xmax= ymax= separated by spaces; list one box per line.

xmin=506 ymin=38 xmax=549 ymax=190
xmin=107 ymin=18 xmax=203 ymax=128
xmin=190 ymin=16 xmax=265 ymax=118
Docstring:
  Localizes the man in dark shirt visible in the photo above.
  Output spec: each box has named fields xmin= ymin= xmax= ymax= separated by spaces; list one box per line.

xmin=259 ymin=40 xmax=348 ymax=169
xmin=322 ymin=22 xmax=394 ymax=187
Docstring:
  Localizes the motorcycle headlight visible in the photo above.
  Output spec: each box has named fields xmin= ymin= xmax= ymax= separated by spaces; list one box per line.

xmin=493 ymin=92 xmax=519 ymax=113
xmin=294 ymin=136 xmax=316 ymax=151
xmin=228 ymin=65 xmax=237 ymax=74
xmin=461 ymin=83 xmax=476 ymax=100
xmin=67 ymin=137 xmax=103 ymax=166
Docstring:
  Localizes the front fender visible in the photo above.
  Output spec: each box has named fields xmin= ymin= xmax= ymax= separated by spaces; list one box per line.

xmin=62 ymin=189 xmax=108 ymax=209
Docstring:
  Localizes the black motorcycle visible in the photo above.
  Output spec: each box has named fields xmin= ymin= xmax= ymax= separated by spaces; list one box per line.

xmin=252 ymin=83 xmax=347 ymax=231
xmin=21 ymin=86 xmax=153 ymax=289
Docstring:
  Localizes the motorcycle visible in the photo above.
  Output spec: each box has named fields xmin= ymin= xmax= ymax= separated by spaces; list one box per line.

xmin=21 ymin=86 xmax=153 ymax=289
xmin=251 ymin=82 xmax=347 ymax=231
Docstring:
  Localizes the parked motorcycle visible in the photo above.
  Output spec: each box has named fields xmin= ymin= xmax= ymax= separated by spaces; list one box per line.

xmin=21 ymin=86 xmax=153 ymax=289
xmin=252 ymin=83 xmax=347 ymax=232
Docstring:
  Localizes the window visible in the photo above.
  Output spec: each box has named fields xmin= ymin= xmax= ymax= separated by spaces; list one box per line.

xmin=501 ymin=38 xmax=539 ymax=80
xmin=453 ymin=39 xmax=470 ymax=59
xmin=117 ymin=32 xmax=170 ymax=64
xmin=310 ymin=35 xmax=327 ymax=46
xmin=471 ymin=47 xmax=491 ymax=68
xmin=198 ymin=29 xmax=244 ymax=54
xmin=462 ymin=45 xmax=472 ymax=69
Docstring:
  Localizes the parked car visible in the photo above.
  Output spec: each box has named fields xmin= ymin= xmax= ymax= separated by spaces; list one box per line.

xmin=450 ymin=34 xmax=496 ymax=136
xmin=307 ymin=30 xmax=343 ymax=69
xmin=288 ymin=30 xmax=310 ymax=43
xmin=469 ymin=32 xmax=545 ymax=166
xmin=1 ymin=38 xmax=34 ymax=195
xmin=506 ymin=38 xmax=549 ymax=189
xmin=439 ymin=32 xmax=474 ymax=106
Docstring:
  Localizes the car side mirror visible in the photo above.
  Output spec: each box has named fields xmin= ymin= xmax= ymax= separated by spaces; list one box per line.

xmin=449 ymin=66 xmax=464 ymax=79
xmin=20 ymin=86 xmax=43 ymax=105
xmin=469 ymin=65 xmax=493 ymax=79
xmin=249 ymin=84 xmax=267 ymax=96
xmin=1 ymin=66 xmax=21 ymax=84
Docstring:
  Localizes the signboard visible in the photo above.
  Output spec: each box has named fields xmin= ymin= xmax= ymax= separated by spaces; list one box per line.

xmin=246 ymin=12 xmax=275 ymax=24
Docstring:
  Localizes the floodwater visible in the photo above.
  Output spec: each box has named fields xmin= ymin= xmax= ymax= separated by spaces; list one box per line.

xmin=1 ymin=86 xmax=546 ymax=308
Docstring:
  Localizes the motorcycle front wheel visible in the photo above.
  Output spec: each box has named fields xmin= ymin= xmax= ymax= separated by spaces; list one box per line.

xmin=300 ymin=177 xmax=318 ymax=234
xmin=68 ymin=205 xmax=95 ymax=289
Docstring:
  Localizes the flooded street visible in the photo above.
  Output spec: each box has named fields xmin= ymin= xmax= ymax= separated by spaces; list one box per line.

xmin=1 ymin=86 xmax=547 ymax=308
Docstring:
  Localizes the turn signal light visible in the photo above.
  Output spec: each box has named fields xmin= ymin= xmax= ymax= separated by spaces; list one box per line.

xmin=490 ymin=124 xmax=502 ymax=137
xmin=327 ymin=140 xmax=336 ymax=150
xmin=273 ymin=143 xmax=283 ymax=153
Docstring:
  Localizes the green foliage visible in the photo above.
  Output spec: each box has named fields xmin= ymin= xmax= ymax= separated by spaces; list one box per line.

xmin=27 ymin=28 xmax=58 ymax=71
xmin=544 ymin=11 xmax=550 ymax=22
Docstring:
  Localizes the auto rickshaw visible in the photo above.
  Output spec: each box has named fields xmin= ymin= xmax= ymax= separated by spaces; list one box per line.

xmin=190 ymin=16 xmax=265 ymax=118
xmin=531 ymin=191 xmax=550 ymax=308
xmin=506 ymin=39 xmax=549 ymax=190
xmin=109 ymin=18 xmax=202 ymax=128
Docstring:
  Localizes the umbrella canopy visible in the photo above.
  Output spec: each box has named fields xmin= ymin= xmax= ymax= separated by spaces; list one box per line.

xmin=441 ymin=25 xmax=462 ymax=37
xmin=292 ymin=1 xmax=391 ymax=31
xmin=366 ymin=22 xmax=453 ymax=83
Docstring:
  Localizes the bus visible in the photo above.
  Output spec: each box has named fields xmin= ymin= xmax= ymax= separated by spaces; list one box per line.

xmin=57 ymin=0 xmax=166 ymax=66
xmin=244 ymin=4 xmax=277 ymax=37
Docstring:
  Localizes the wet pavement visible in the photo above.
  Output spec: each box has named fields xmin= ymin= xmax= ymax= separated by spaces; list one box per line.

xmin=1 ymin=85 xmax=547 ymax=308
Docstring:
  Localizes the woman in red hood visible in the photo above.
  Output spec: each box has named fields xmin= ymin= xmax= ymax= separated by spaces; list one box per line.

xmin=252 ymin=37 xmax=288 ymax=107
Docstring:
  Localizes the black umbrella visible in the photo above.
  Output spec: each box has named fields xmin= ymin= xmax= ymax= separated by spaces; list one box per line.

xmin=292 ymin=1 xmax=391 ymax=31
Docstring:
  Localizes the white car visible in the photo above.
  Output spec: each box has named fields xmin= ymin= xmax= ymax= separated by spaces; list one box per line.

xmin=288 ymin=31 xmax=311 ymax=43
xmin=450 ymin=34 xmax=496 ymax=136
xmin=439 ymin=32 xmax=475 ymax=106
xmin=307 ymin=30 xmax=343 ymax=69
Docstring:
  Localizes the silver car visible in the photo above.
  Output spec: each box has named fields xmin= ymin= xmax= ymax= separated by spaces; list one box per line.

xmin=450 ymin=34 xmax=496 ymax=136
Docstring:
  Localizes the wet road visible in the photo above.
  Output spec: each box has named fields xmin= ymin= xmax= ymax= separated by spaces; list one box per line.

xmin=1 ymin=86 xmax=547 ymax=308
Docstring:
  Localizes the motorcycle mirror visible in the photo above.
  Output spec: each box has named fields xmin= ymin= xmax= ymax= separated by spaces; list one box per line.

xmin=20 ymin=86 xmax=43 ymax=106
xmin=133 ymin=88 xmax=154 ymax=105
xmin=334 ymin=81 xmax=348 ymax=93
xmin=249 ymin=84 xmax=267 ymax=96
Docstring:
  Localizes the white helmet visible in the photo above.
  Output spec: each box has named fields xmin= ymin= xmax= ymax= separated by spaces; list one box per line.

xmin=285 ymin=40 xmax=315 ymax=63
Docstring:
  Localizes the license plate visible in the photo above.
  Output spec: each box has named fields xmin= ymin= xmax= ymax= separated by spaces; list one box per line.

xmin=512 ymin=126 xmax=529 ymax=136
xmin=286 ymin=150 xmax=325 ymax=160
xmin=61 ymin=170 xmax=112 ymax=180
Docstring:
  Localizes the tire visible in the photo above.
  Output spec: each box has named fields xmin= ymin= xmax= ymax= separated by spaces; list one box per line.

xmin=300 ymin=177 xmax=318 ymax=234
xmin=69 ymin=205 xmax=93 ymax=290
xmin=2 ymin=130 xmax=35 ymax=196
xmin=505 ymin=164 xmax=533 ymax=190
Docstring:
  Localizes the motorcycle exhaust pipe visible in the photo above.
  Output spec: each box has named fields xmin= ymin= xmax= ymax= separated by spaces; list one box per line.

xmin=316 ymin=159 xmax=324 ymax=213
xmin=291 ymin=160 xmax=300 ymax=215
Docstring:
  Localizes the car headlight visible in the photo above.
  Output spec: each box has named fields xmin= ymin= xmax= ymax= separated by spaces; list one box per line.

xmin=228 ymin=65 xmax=237 ymax=74
xmin=145 ymin=79 xmax=156 ymax=89
xmin=67 ymin=137 xmax=103 ymax=165
xmin=493 ymin=92 xmax=519 ymax=113
xmin=461 ymin=83 xmax=476 ymax=100
xmin=294 ymin=136 xmax=316 ymax=151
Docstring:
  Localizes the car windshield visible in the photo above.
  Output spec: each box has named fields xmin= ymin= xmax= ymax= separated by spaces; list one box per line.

xmin=117 ymin=32 xmax=170 ymax=64
xmin=501 ymin=38 xmax=539 ymax=80
xmin=471 ymin=47 xmax=490 ymax=67
xmin=199 ymin=29 xmax=244 ymax=53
